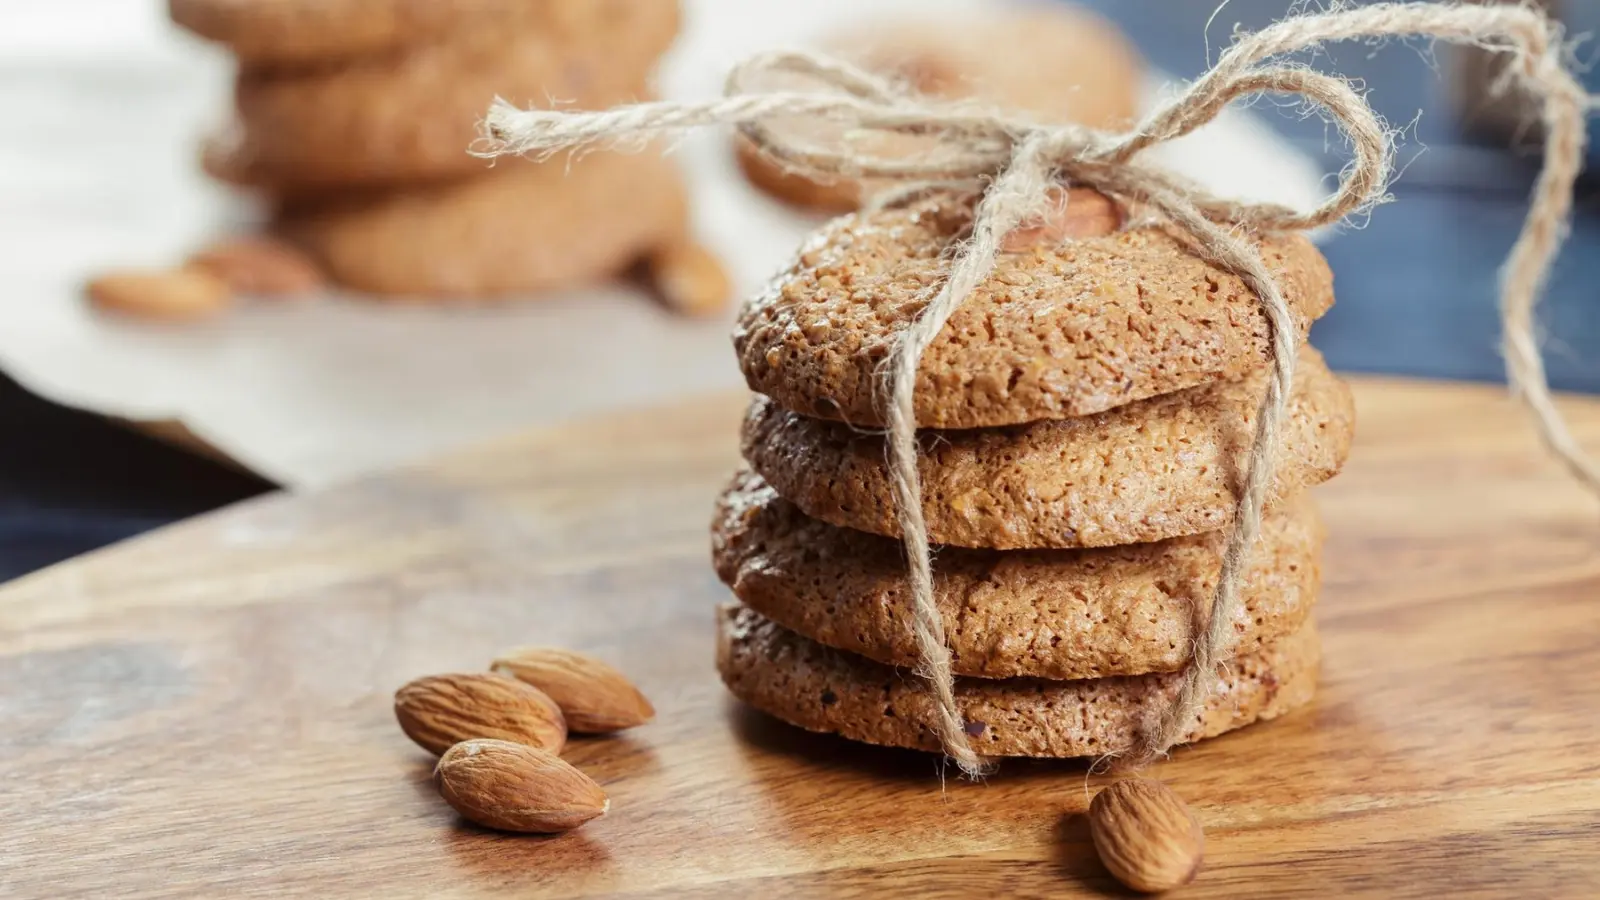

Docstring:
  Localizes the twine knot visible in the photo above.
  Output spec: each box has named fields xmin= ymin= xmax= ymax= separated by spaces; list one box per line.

xmin=478 ymin=2 xmax=1596 ymax=778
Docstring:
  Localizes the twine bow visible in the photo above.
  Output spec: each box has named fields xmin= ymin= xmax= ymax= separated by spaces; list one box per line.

xmin=478 ymin=2 xmax=1595 ymax=777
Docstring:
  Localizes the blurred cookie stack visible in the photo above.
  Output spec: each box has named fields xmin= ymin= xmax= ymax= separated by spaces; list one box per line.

xmin=168 ymin=0 xmax=725 ymax=312
xmin=712 ymin=187 xmax=1355 ymax=760
xmin=736 ymin=4 xmax=1143 ymax=212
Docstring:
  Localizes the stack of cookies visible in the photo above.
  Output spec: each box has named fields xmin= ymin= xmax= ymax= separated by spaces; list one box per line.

xmin=738 ymin=4 xmax=1142 ymax=212
xmin=713 ymin=189 xmax=1354 ymax=759
xmin=170 ymin=0 xmax=721 ymax=309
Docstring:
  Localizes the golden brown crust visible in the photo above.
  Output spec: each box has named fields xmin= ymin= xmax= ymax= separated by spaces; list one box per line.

xmin=276 ymin=152 xmax=687 ymax=297
xmin=168 ymin=0 xmax=649 ymax=68
xmin=734 ymin=5 xmax=1143 ymax=211
xmin=716 ymin=604 xmax=1320 ymax=759
xmin=712 ymin=470 xmax=1322 ymax=680
xmin=204 ymin=1 xmax=677 ymax=188
xmin=735 ymin=194 xmax=1336 ymax=429
xmin=742 ymin=347 xmax=1353 ymax=549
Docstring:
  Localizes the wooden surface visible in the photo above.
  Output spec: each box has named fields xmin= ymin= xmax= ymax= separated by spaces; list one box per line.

xmin=2 ymin=377 xmax=1598 ymax=898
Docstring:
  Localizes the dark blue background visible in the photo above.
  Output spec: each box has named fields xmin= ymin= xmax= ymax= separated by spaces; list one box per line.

xmin=3 ymin=0 xmax=1597 ymax=582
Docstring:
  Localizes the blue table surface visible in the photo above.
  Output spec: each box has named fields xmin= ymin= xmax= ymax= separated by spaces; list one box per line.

xmin=4 ymin=0 xmax=1599 ymax=582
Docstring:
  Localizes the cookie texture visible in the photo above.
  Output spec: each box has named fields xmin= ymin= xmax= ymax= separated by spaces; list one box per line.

xmin=736 ymin=5 xmax=1141 ymax=211
xmin=205 ymin=1 xmax=676 ymax=188
xmin=735 ymin=193 xmax=1335 ymax=428
xmin=717 ymin=605 xmax=1319 ymax=758
xmin=168 ymin=0 xmax=641 ymax=68
xmin=743 ymin=347 xmax=1353 ymax=549
xmin=276 ymin=151 xmax=686 ymax=297
xmin=712 ymin=470 xmax=1322 ymax=680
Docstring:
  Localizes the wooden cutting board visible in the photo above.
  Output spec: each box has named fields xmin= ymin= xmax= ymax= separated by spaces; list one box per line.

xmin=2 ymin=376 xmax=1598 ymax=898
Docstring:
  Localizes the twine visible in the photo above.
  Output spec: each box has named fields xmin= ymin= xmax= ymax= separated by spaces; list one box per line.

xmin=477 ymin=2 xmax=1594 ymax=777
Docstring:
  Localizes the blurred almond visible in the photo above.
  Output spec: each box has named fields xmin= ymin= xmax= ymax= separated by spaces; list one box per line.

xmin=435 ymin=739 xmax=608 ymax=834
xmin=1001 ymin=187 xmax=1122 ymax=251
xmin=394 ymin=673 xmax=566 ymax=755
xmin=85 ymin=268 xmax=231 ymax=320
xmin=186 ymin=236 xmax=325 ymax=296
xmin=648 ymin=241 xmax=731 ymax=317
xmin=491 ymin=647 xmax=655 ymax=733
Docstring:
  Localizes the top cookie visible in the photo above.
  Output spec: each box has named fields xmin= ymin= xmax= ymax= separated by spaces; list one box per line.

xmin=734 ymin=193 xmax=1334 ymax=429
xmin=168 ymin=0 xmax=627 ymax=67
xmin=736 ymin=5 xmax=1141 ymax=211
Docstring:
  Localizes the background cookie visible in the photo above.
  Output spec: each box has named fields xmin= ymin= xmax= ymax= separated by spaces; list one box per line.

xmin=743 ymin=347 xmax=1353 ymax=549
xmin=735 ymin=193 xmax=1335 ymax=428
xmin=717 ymin=605 xmax=1320 ymax=759
xmin=168 ymin=0 xmax=633 ymax=68
xmin=713 ymin=470 xmax=1323 ymax=680
xmin=276 ymin=151 xmax=687 ymax=297
xmin=209 ymin=1 xmax=677 ymax=188
xmin=736 ymin=5 xmax=1142 ymax=211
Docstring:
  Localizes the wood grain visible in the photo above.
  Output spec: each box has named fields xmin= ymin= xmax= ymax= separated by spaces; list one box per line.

xmin=1 ymin=377 xmax=1598 ymax=898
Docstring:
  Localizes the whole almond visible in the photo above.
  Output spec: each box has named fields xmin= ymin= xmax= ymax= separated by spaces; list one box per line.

xmin=1000 ymin=187 xmax=1122 ymax=252
xmin=491 ymin=647 xmax=655 ymax=733
xmin=394 ymin=673 xmax=567 ymax=756
xmin=1089 ymin=778 xmax=1204 ymax=893
xmin=648 ymin=241 xmax=731 ymax=318
xmin=186 ymin=236 xmax=325 ymax=296
xmin=435 ymin=739 xmax=608 ymax=833
xmin=85 ymin=268 xmax=232 ymax=320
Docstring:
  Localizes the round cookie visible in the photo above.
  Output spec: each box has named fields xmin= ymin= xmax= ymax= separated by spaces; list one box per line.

xmin=206 ymin=1 xmax=677 ymax=189
xmin=712 ymin=469 xmax=1322 ymax=680
xmin=168 ymin=0 xmax=638 ymax=68
xmin=736 ymin=5 xmax=1141 ymax=211
xmin=734 ymin=192 xmax=1335 ymax=429
xmin=743 ymin=347 xmax=1353 ymax=549
xmin=717 ymin=604 xmax=1320 ymax=759
xmin=275 ymin=151 xmax=687 ymax=297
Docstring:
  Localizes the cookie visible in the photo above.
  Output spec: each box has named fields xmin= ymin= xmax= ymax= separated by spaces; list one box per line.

xmin=717 ymin=604 xmax=1319 ymax=759
xmin=168 ymin=0 xmax=641 ymax=68
xmin=743 ymin=346 xmax=1353 ymax=549
xmin=736 ymin=5 xmax=1142 ymax=211
xmin=276 ymin=151 xmax=687 ymax=297
xmin=734 ymin=193 xmax=1335 ymax=429
xmin=712 ymin=469 xmax=1322 ymax=680
xmin=205 ymin=1 xmax=677 ymax=188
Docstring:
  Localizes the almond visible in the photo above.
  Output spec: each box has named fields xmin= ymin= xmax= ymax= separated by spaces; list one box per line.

xmin=186 ymin=236 xmax=325 ymax=296
xmin=892 ymin=52 xmax=962 ymax=96
xmin=648 ymin=241 xmax=731 ymax=318
xmin=394 ymin=673 xmax=567 ymax=756
xmin=1089 ymin=778 xmax=1205 ymax=893
xmin=1000 ymin=187 xmax=1122 ymax=252
xmin=491 ymin=647 xmax=655 ymax=733
xmin=435 ymin=739 xmax=608 ymax=833
xmin=85 ymin=268 xmax=232 ymax=320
